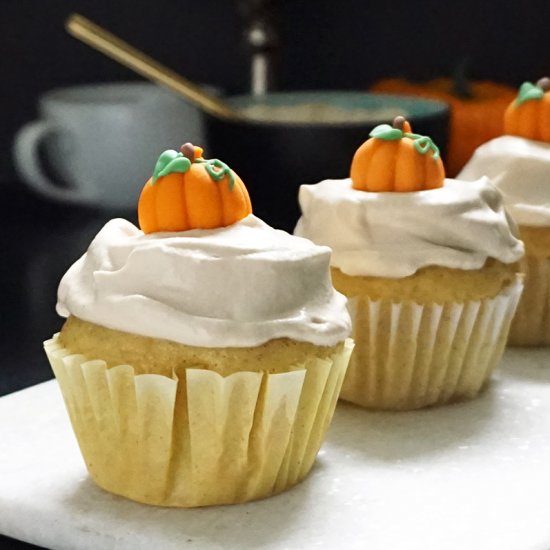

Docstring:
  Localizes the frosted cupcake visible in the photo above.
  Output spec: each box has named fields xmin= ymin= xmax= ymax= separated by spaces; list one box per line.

xmin=459 ymin=78 xmax=550 ymax=346
xmin=295 ymin=117 xmax=524 ymax=410
xmin=45 ymin=143 xmax=353 ymax=507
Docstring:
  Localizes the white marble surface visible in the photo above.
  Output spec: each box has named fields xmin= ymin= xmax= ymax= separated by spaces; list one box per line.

xmin=1 ymin=349 xmax=550 ymax=550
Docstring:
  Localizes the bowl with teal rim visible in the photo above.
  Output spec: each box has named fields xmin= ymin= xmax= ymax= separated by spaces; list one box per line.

xmin=205 ymin=91 xmax=449 ymax=232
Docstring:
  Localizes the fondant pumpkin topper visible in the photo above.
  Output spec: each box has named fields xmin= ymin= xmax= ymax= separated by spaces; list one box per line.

xmin=504 ymin=77 xmax=550 ymax=142
xmin=350 ymin=116 xmax=445 ymax=192
xmin=138 ymin=143 xmax=252 ymax=234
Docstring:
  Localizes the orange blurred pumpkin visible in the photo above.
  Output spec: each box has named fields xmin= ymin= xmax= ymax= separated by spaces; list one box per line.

xmin=138 ymin=143 xmax=252 ymax=234
xmin=371 ymin=77 xmax=517 ymax=176
xmin=351 ymin=116 xmax=445 ymax=192
xmin=504 ymin=77 xmax=550 ymax=142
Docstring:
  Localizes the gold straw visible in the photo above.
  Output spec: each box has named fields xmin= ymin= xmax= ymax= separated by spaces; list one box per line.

xmin=65 ymin=14 xmax=241 ymax=120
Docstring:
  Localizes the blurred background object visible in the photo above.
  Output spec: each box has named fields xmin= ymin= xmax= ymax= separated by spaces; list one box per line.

xmin=9 ymin=9 xmax=452 ymax=231
xmin=13 ymin=82 xmax=217 ymax=209
xmin=64 ymin=14 xmax=239 ymax=119
xmin=2 ymin=0 xmax=549 ymax=187
xmin=52 ymin=12 xmax=450 ymax=230
xmin=237 ymin=0 xmax=279 ymax=95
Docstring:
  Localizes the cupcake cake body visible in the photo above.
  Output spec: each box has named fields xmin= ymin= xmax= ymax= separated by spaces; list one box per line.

xmin=295 ymin=118 xmax=524 ymax=410
xmin=46 ymin=144 xmax=353 ymax=507
xmin=459 ymin=78 xmax=550 ymax=346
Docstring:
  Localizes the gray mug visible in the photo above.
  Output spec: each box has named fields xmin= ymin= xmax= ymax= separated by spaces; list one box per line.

xmin=13 ymin=82 xmax=214 ymax=209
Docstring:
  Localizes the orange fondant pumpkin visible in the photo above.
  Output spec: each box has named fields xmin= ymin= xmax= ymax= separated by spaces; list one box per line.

xmin=138 ymin=143 xmax=252 ymax=234
xmin=504 ymin=77 xmax=550 ymax=142
xmin=371 ymin=77 xmax=517 ymax=176
xmin=351 ymin=116 xmax=445 ymax=192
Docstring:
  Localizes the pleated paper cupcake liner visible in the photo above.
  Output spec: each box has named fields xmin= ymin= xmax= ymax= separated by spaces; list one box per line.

xmin=340 ymin=277 xmax=523 ymax=410
xmin=508 ymin=255 xmax=550 ymax=346
xmin=44 ymin=336 xmax=353 ymax=507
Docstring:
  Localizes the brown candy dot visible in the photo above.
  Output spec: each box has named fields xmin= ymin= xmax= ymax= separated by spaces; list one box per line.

xmin=392 ymin=115 xmax=406 ymax=130
xmin=180 ymin=142 xmax=196 ymax=161
xmin=537 ymin=77 xmax=550 ymax=92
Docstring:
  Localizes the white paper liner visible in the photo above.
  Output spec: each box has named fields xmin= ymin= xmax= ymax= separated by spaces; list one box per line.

xmin=44 ymin=336 xmax=353 ymax=507
xmin=509 ymin=255 xmax=550 ymax=346
xmin=340 ymin=277 xmax=523 ymax=410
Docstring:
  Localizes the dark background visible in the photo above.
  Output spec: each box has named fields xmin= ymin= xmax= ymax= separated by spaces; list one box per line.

xmin=2 ymin=0 xmax=549 ymax=183
xmin=0 ymin=2 xmax=548 ymax=547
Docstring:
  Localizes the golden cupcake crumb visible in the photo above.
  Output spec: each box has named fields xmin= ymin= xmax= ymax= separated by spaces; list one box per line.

xmin=331 ymin=258 xmax=519 ymax=304
xmin=59 ymin=316 xmax=343 ymax=377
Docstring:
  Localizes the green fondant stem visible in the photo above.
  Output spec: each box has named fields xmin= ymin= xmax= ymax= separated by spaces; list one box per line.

xmin=404 ymin=132 xmax=441 ymax=160
xmin=195 ymin=158 xmax=235 ymax=190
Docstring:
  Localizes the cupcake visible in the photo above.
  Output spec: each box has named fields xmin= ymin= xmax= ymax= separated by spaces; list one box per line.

xmin=459 ymin=78 xmax=550 ymax=346
xmin=45 ymin=143 xmax=353 ymax=507
xmin=295 ymin=117 xmax=524 ymax=410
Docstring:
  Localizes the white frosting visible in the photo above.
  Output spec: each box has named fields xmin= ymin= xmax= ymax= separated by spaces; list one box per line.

xmin=458 ymin=135 xmax=550 ymax=227
xmin=294 ymin=177 xmax=524 ymax=278
xmin=57 ymin=215 xmax=351 ymax=348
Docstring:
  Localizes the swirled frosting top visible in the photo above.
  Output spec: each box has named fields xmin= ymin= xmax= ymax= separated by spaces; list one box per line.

xmin=56 ymin=215 xmax=351 ymax=347
xmin=294 ymin=177 xmax=524 ymax=278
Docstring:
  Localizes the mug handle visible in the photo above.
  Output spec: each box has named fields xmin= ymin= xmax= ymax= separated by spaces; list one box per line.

xmin=13 ymin=121 xmax=89 ymax=204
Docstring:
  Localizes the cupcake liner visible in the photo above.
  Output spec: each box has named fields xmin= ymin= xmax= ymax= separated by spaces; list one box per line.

xmin=340 ymin=277 xmax=523 ymax=410
xmin=44 ymin=336 xmax=353 ymax=507
xmin=508 ymin=255 xmax=550 ymax=346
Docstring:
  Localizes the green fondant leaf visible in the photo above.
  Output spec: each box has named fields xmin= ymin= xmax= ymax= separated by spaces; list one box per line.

xmin=158 ymin=156 xmax=191 ymax=179
xmin=516 ymin=81 xmax=544 ymax=106
xmin=369 ymin=124 xmax=403 ymax=140
xmin=152 ymin=150 xmax=181 ymax=183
